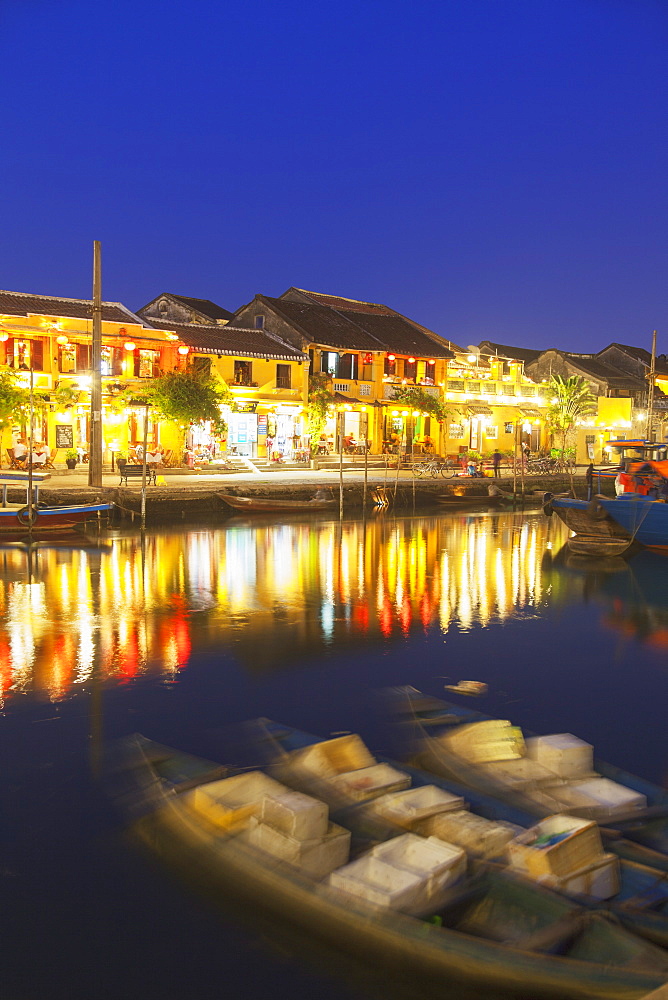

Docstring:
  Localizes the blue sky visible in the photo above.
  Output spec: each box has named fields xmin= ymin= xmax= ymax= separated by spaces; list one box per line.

xmin=2 ymin=0 xmax=667 ymax=352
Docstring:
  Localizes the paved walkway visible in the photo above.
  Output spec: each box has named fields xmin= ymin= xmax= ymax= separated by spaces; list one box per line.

xmin=32 ymin=464 xmax=582 ymax=494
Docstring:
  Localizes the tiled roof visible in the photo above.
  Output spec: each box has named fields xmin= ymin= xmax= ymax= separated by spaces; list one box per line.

xmin=478 ymin=340 xmax=542 ymax=364
xmin=337 ymin=309 xmax=453 ymax=357
xmin=166 ymin=295 xmax=233 ymax=322
xmin=599 ymin=342 xmax=668 ymax=376
xmin=563 ymin=353 xmax=645 ymax=389
xmin=261 ymin=297 xmax=382 ymax=350
xmin=146 ymin=321 xmax=306 ymax=360
xmin=294 ymin=288 xmax=395 ymax=316
xmin=0 ymin=289 xmax=145 ymax=326
xmin=262 ymin=292 xmax=453 ymax=357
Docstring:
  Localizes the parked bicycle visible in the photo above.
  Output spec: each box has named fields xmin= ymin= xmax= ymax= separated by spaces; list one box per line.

xmin=413 ymin=457 xmax=456 ymax=478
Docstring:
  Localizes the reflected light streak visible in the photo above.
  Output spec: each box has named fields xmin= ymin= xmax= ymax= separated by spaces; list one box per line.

xmin=0 ymin=513 xmax=569 ymax=704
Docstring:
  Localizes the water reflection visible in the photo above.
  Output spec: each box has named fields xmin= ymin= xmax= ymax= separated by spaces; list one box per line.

xmin=547 ymin=545 xmax=668 ymax=657
xmin=0 ymin=512 xmax=576 ymax=705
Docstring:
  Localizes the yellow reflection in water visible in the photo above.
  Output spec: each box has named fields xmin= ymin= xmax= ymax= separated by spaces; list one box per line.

xmin=0 ymin=512 xmax=569 ymax=705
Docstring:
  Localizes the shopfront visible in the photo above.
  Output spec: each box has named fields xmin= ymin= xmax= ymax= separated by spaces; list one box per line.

xmin=227 ymin=411 xmax=258 ymax=457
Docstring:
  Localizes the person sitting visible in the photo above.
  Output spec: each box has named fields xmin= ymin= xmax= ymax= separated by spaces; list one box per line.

xmin=422 ymin=435 xmax=434 ymax=453
xmin=145 ymin=449 xmax=162 ymax=467
xmin=12 ymin=438 xmax=27 ymax=468
xmin=343 ymin=433 xmax=356 ymax=454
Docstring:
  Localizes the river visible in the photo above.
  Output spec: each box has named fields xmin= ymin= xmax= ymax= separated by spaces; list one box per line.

xmin=1 ymin=508 xmax=667 ymax=999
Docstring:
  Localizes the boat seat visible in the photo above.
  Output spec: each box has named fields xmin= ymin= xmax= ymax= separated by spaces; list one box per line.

xmin=504 ymin=910 xmax=586 ymax=954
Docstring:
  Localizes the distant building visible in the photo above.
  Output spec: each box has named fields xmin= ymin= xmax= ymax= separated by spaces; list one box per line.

xmin=138 ymin=293 xmax=233 ymax=326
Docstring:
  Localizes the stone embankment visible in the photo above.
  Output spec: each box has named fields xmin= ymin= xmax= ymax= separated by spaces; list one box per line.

xmin=5 ymin=472 xmax=611 ymax=523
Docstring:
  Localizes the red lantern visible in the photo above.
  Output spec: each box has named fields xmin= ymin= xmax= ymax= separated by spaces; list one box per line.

xmin=428 ymin=359 xmax=435 ymax=366
xmin=362 ymin=353 xmax=373 ymax=365
xmin=408 ymin=357 xmax=416 ymax=364
xmin=387 ymin=354 xmax=396 ymax=362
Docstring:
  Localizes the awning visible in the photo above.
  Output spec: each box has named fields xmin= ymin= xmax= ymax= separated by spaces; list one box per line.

xmin=466 ymin=403 xmax=493 ymax=416
xmin=519 ymin=407 xmax=543 ymax=419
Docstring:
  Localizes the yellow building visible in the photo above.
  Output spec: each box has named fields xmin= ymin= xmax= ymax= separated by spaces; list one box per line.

xmin=0 ymin=289 xmax=189 ymax=465
xmin=143 ymin=321 xmax=308 ymax=462
xmin=443 ymin=345 xmax=547 ymax=460
xmin=228 ymin=288 xmax=455 ymax=455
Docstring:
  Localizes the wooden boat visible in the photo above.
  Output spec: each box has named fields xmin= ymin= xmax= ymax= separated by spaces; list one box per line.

xmin=387 ymin=688 xmax=668 ymax=868
xmin=115 ymin=733 xmax=668 ymax=1000
xmin=544 ymin=494 xmax=629 ymax=540
xmin=257 ymin=719 xmax=668 ymax=951
xmin=0 ymin=472 xmax=114 ymax=532
xmin=566 ymin=536 xmax=633 ymax=558
xmin=219 ymin=492 xmax=338 ymax=512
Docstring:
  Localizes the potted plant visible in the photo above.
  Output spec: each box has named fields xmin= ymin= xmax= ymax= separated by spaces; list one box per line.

xmin=65 ymin=449 xmax=78 ymax=470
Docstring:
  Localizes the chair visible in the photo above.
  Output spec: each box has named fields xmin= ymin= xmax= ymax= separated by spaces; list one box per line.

xmin=44 ymin=450 xmax=57 ymax=471
xmin=161 ymin=449 xmax=174 ymax=467
xmin=6 ymin=449 xmax=25 ymax=470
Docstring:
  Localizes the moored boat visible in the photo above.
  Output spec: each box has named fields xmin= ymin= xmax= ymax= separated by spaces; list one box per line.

xmin=545 ymin=457 xmax=668 ymax=551
xmin=387 ymin=688 xmax=668 ymax=867
xmin=0 ymin=471 xmax=114 ymax=532
xmin=257 ymin=719 xmax=668 ymax=949
xmin=114 ymin=732 xmax=668 ymax=1000
xmin=219 ymin=492 xmax=338 ymax=512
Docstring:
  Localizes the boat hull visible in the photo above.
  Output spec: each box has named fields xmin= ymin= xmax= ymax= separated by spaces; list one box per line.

xmin=594 ymin=497 xmax=668 ymax=551
xmin=548 ymin=498 xmax=630 ymax=539
xmin=0 ymin=504 xmax=114 ymax=532
xmin=219 ymin=492 xmax=337 ymax=512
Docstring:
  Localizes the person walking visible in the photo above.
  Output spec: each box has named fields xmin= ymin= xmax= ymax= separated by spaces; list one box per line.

xmin=492 ymin=449 xmax=502 ymax=478
xmin=585 ymin=462 xmax=594 ymax=500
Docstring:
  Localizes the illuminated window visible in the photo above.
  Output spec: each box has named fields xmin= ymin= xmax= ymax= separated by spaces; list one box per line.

xmin=136 ymin=349 xmax=160 ymax=378
xmin=404 ymin=359 xmax=417 ymax=381
xmin=59 ymin=344 xmax=77 ymax=374
xmin=449 ymin=424 xmax=464 ymax=439
xmin=321 ymin=352 xmax=339 ymax=377
xmin=7 ymin=337 xmax=44 ymax=371
xmin=484 ymin=425 xmax=498 ymax=438
xmin=234 ymin=360 xmax=252 ymax=385
xmin=276 ymin=364 xmax=291 ymax=389
xmin=338 ymin=353 xmax=358 ymax=380
xmin=101 ymin=346 xmax=122 ymax=376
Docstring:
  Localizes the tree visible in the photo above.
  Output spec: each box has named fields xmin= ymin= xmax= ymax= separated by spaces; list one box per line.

xmin=120 ymin=368 xmax=235 ymax=460
xmin=545 ymin=374 xmax=596 ymax=480
xmin=389 ymin=385 xmax=450 ymax=424
xmin=0 ymin=367 xmax=31 ymax=467
xmin=306 ymin=372 xmax=336 ymax=454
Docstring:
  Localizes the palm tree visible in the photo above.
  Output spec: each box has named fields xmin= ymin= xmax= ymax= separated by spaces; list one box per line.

xmin=545 ymin=375 xmax=596 ymax=486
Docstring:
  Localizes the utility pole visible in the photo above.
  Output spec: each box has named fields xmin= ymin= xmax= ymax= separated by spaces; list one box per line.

xmin=645 ymin=330 xmax=657 ymax=443
xmin=89 ymin=240 xmax=103 ymax=487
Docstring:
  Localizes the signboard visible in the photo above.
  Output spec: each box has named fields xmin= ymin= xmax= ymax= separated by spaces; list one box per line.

xmin=55 ymin=425 xmax=73 ymax=449
xmin=257 ymin=415 xmax=268 ymax=435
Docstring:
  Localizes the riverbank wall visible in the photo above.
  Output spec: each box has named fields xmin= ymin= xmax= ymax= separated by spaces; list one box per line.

xmin=6 ymin=472 xmax=610 ymax=523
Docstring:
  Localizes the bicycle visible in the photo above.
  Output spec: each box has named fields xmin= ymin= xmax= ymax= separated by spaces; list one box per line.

xmin=414 ymin=457 xmax=456 ymax=478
